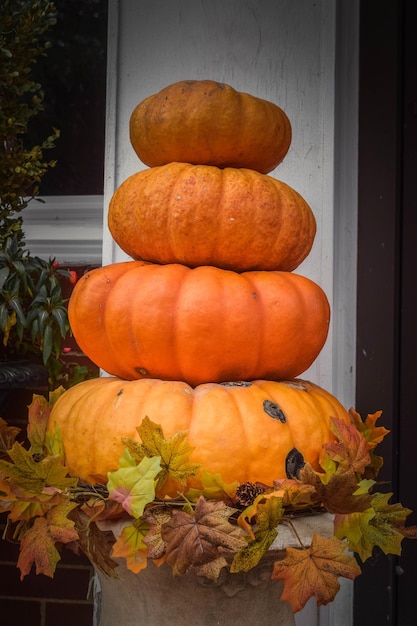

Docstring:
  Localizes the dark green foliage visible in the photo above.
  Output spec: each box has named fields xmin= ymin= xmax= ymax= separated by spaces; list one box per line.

xmin=0 ymin=0 xmax=59 ymax=245
xmin=0 ymin=234 xmax=71 ymax=385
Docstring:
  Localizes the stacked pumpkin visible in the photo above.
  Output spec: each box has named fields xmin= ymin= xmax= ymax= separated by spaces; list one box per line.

xmin=49 ymin=80 xmax=350 ymax=493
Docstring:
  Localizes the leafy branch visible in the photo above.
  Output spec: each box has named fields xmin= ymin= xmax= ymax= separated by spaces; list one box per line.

xmin=0 ymin=235 xmax=76 ymax=386
xmin=0 ymin=390 xmax=415 ymax=612
xmin=0 ymin=0 xmax=59 ymax=245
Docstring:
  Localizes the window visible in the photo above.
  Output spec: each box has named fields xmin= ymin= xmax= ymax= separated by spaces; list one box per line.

xmin=24 ymin=0 xmax=108 ymax=263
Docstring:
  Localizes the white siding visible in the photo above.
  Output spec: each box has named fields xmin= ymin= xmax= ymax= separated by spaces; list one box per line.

xmin=102 ymin=2 xmax=359 ymax=623
xmin=22 ymin=195 xmax=103 ymax=265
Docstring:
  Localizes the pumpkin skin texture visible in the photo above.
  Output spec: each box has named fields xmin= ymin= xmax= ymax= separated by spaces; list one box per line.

xmin=47 ymin=377 xmax=350 ymax=495
xmin=108 ymin=162 xmax=316 ymax=272
xmin=129 ymin=80 xmax=292 ymax=174
xmin=68 ymin=262 xmax=330 ymax=386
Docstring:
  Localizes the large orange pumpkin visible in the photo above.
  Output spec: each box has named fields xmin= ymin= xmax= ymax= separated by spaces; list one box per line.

xmin=68 ymin=262 xmax=330 ymax=386
xmin=129 ymin=80 xmax=292 ymax=174
xmin=47 ymin=377 xmax=350 ymax=494
xmin=108 ymin=162 xmax=316 ymax=272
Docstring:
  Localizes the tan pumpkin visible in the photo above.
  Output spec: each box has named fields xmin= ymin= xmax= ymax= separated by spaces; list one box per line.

xmin=108 ymin=162 xmax=316 ymax=272
xmin=68 ymin=262 xmax=330 ymax=386
xmin=47 ymin=376 xmax=350 ymax=495
xmin=130 ymin=80 xmax=291 ymax=174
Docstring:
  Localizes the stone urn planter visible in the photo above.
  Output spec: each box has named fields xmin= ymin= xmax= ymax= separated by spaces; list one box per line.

xmin=94 ymin=514 xmax=335 ymax=626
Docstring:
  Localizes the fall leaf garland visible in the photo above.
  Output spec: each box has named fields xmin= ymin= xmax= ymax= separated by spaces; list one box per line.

xmin=0 ymin=390 xmax=415 ymax=613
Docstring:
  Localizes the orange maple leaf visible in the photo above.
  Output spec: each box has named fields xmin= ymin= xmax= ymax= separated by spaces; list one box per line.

xmin=17 ymin=499 xmax=79 ymax=579
xmin=349 ymin=409 xmax=389 ymax=449
xmin=299 ymin=464 xmax=372 ymax=515
xmin=322 ymin=417 xmax=371 ymax=474
xmin=272 ymin=533 xmax=361 ymax=613
xmin=27 ymin=388 xmax=66 ymax=455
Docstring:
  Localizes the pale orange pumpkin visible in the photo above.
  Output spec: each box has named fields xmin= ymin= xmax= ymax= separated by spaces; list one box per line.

xmin=47 ymin=376 xmax=350 ymax=495
xmin=130 ymin=80 xmax=291 ymax=173
xmin=68 ymin=262 xmax=330 ymax=386
xmin=108 ymin=162 xmax=316 ymax=272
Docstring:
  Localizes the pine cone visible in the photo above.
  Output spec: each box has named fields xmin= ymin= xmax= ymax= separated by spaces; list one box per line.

xmin=236 ymin=482 xmax=265 ymax=506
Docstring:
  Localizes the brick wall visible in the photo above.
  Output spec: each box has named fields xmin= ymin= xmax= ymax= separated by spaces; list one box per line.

xmin=0 ymin=528 xmax=95 ymax=626
xmin=0 ymin=388 xmax=96 ymax=626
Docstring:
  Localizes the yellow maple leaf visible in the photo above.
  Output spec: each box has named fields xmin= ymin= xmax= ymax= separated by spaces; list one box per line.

xmin=0 ymin=441 xmax=77 ymax=494
xmin=186 ymin=470 xmax=239 ymax=502
xmin=237 ymin=490 xmax=285 ymax=539
xmin=272 ymin=533 xmax=361 ymax=613
xmin=126 ymin=417 xmax=201 ymax=496
xmin=334 ymin=492 xmax=411 ymax=562
xmin=231 ymin=496 xmax=283 ymax=573
xmin=112 ymin=519 xmax=149 ymax=574
xmin=273 ymin=478 xmax=320 ymax=510
xmin=142 ymin=505 xmax=172 ymax=560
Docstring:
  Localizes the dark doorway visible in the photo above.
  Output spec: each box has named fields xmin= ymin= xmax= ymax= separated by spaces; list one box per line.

xmin=354 ymin=1 xmax=417 ymax=624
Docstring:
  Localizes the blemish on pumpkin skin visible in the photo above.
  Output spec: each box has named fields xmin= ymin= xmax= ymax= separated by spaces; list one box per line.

xmin=263 ymin=400 xmax=286 ymax=422
xmin=221 ymin=381 xmax=252 ymax=388
xmin=116 ymin=389 xmax=124 ymax=396
xmin=135 ymin=367 xmax=149 ymax=376
xmin=285 ymin=448 xmax=305 ymax=479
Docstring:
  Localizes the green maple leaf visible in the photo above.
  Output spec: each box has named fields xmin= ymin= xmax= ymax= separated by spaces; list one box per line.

xmin=0 ymin=442 xmax=77 ymax=494
xmin=123 ymin=417 xmax=200 ymax=493
xmin=231 ymin=495 xmax=283 ymax=573
xmin=372 ymin=491 xmax=412 ymax=527
xmin=334 ymin=492 xmax=411 ymax=562
xmin=17 ymin=499 xmax=79 ymax=579
xmin=44 ymin=422 xmax=65 ymax=460
xmin=107 ymin=453 xmax=161 ymax=518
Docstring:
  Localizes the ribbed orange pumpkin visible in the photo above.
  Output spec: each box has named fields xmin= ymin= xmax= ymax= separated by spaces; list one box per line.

xmin=130 ymin=80 xmax=292 ymax=174
xmin=47 ymin=377 xmax=350 ymax=494
xmin=68 ymin=262 xmax=330 ymax=386
xmin=108 ymin=162 xmax=316 ymax=272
